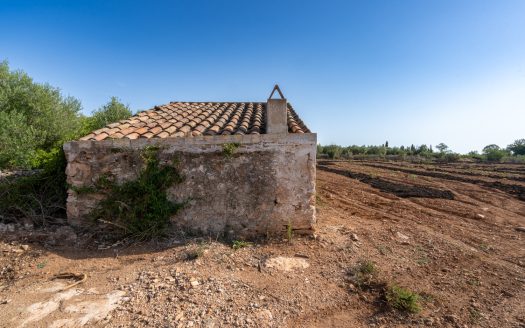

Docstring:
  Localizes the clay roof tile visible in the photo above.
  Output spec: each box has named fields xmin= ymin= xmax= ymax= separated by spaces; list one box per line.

xmin=79 ymin=101 xmax=309 ymax=140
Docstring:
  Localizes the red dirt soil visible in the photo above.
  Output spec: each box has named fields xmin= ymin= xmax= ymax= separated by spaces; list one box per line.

xmin=1 ymin=160 xmax=524 ymax=327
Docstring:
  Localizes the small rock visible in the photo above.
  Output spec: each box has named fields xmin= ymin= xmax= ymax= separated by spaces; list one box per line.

xmin=190 ymin=279 xmax=200 ymax=287
xmin=396 ymin=232 xmax=409 ymax=240
xmin=515 ymin=227 xmax=525 ymax=233
xmin=476 ymin=214 xmax=485 ymax=219
xmin=350 ymin=233 xmax=359 ymax=242
xmin=20 ymin=245 xmax=29 ymax=251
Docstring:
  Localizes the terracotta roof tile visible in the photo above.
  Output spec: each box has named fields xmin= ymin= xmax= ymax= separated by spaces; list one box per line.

xmin=81 ymin=102 xmax=310 ymax=141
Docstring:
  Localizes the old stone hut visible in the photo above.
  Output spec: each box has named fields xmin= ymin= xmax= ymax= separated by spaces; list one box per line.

xmin=63 ymin=86 xmax=316 ymax=238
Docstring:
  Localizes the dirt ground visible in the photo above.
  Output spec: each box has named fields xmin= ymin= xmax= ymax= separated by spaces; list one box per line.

xmin=1 ymin=160 xmax=524 ymax=328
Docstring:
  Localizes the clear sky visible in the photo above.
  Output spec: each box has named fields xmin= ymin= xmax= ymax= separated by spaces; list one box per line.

xmin=1 ymin=0 xmax=524 ymax=153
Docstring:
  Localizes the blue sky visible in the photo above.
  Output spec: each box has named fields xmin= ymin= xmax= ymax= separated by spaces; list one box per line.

xmin=1 ymin=0 xmax=524 ymax=153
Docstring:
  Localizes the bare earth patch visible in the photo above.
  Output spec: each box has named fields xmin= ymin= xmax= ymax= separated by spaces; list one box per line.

xmin=1 ymin=160 xmax=524 ymax=327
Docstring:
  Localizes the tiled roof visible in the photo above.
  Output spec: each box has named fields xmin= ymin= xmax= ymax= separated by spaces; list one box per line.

xmin=80 ymin=102 xmax=310 ymax=141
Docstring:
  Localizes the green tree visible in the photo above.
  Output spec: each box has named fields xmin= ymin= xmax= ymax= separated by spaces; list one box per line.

xmin=482 ymin=144 xmax=507 ymax=162
xmin=436 ymin=143 xmax=448 ymax=153
xmin=482 ymin=144 xmax=500 ymax=153
xmin=0 ymin=61 xmax=82 ymax=168
xmin=507 ymin=139 xmax=525 ymax=156
xmin=82 ymin=97 xmax=132 ymax=134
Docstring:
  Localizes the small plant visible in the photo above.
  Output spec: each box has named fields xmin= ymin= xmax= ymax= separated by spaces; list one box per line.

xmin=70 ymin=185 xmax=98 ymax=195
xmin=377 ymin=245 xmax=392 ymax=255
xmin=36 ymin=261 xmax=48 ymax=269
xmin=286 ymin=221 xmax=293 ymax=243
xmin=469 ymin=308 xmax=482 ymax=323
xmin=185 ymin=243 xmax=208 ymax=260
xmin=350 ymin=259 xmax=378 ymax=289
xmin=386 ymin=285 xmax=421 ymax=313
xmin=90 ymin=146 xmax=185 ymax=240
xmin=232 ymin=240 xmax=253 ymax=250
xmin=466 ymin=278 xmax=480 ymax=286
xmin=222 ymin=143 xmax=240 ymax=158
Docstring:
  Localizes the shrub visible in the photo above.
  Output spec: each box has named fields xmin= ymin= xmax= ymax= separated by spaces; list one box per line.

xmin=232 ymin=240 xmax=253 ymax=250
xmin=0 ymin=61 xmax=83 ymax=169
xmin=442 ymin=152 xmax=460 ymax=163
xmin=485 ymin=149 xmax=507 ymax=162
xmin=350 ymin=259 xmax=378 ymax=289
xmin=386 ymin=285 xmax=421 ymax=313
xmin=0 ymin=149 xmax=68 ymax=225
xmin=81 ymin=97 xmax=132 ymax=134
xmin=507 ymin=139 xmax=525 ymax=156
xmin=90 ymin=147 xmax=185 ymax=239
xmin=222 ymin=143 xmax=240 ymax=158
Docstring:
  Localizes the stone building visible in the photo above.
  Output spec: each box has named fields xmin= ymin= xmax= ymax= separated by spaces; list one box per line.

xmin=63 ymin=86 xmax=316 ymax=238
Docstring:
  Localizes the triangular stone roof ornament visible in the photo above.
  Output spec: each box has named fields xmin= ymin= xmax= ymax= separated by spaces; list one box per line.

xmin=268 ymin=84 xmax=285 ymax=100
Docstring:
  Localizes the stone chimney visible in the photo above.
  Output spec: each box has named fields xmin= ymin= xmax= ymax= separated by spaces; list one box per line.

xmin=266 ymin=85 xmax=288 ymax=134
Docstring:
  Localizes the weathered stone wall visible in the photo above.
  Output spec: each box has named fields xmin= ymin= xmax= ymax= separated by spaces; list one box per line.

xmin=63 ymin=134 xmax=317 ymax=238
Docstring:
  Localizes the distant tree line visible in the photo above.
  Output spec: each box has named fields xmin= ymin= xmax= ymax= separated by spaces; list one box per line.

xmin=317 ymin=139 xmax=525 ymax=163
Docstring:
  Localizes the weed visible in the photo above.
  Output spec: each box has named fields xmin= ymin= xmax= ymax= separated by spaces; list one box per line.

xmin=386 ymin=285 xmax=421 ymax=313
xmin=377 ymin=245 xmax=392 ymax=255
xmin=90 ymin=146 xmax=185 ymax=240
xmin=70 ymin=185 xmax=97 ymax=195
xmin=469 ymin=308 xmax=482 ymax=323
xmin=478 ymin=243 xmax=492 ymax=253
xmin=350 ymin=259 xmax=377 ymax=289
xmin=36 ymin=261 xmax=47 ymax=269
xmin=414 ymin=246 xmax=430 ymax=265
xmin=232 ymin=240 xmax=253 ymax=250
xmin=185 ymin=243 xmax=208 ymax=260
xmin=467 ymin=278 xmax=480 ymax=286
xmin=222 ymin=143 xmax=240 ymax=158
xmin=315 ymin=194 xmax=324 ymax=207
xmin=286 ymin=221 xmax=293 ymax=243
xmin=0 ymin=149 xmax=67 ymax=225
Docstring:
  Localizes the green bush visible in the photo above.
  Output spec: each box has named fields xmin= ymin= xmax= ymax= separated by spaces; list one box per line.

xmin=507 ymin=139 xmax=525 ymax=156
xmin=0 ymin=61 xmax=83 ymax=169
xmin=81 ymin=97 xmax=132 ymax=134
xmin=0 ymin=149 xmax=68 ymax=224
xmin=89 ymin=147 xmax=185 ymax=239
xmin=386 ymin=285 xmax=421 ymax=313
xmin=350 ymin=259 xmax=378 ymax=289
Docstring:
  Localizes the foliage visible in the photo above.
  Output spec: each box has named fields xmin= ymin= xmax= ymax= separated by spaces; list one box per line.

xmin=89 ymin=147 xmax=185 ymax=239
xmin=81 ymin=97 xmax=132 ymax=134
xmin=222 ymin=143 xmax=240 ymax=158
xmin=0 ymin=148 xmax=68 ymax=225
xmin=317 ymin=140 xmax=524 ymax=163
xmin=482 ymin=144 xmax=508 ymax=162
xmin=232 ymin=240 xmax=253 ymax=250
xmin=436 ymin=143 xmax=449 ymax=153
xmin=441 ymin=152 xmax=460 ymax=163
xmin=0 ymin=61 xmax=83 ymax=168
xmin=350 ymin=259 xmax=378 ymax=289
xmin=286 ymin=221 xmax=293 ymax=243
xmin=0 ymin=111 xmax=39 ymax=168
xmin=386 ymin=285 xmax=421 ymax=313
xmin=507 ymin=139 xmax=525 ymax=156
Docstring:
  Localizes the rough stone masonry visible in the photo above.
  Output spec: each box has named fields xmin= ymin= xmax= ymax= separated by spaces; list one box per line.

xmin=63 ymin=87 xmax=317 ymax=238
